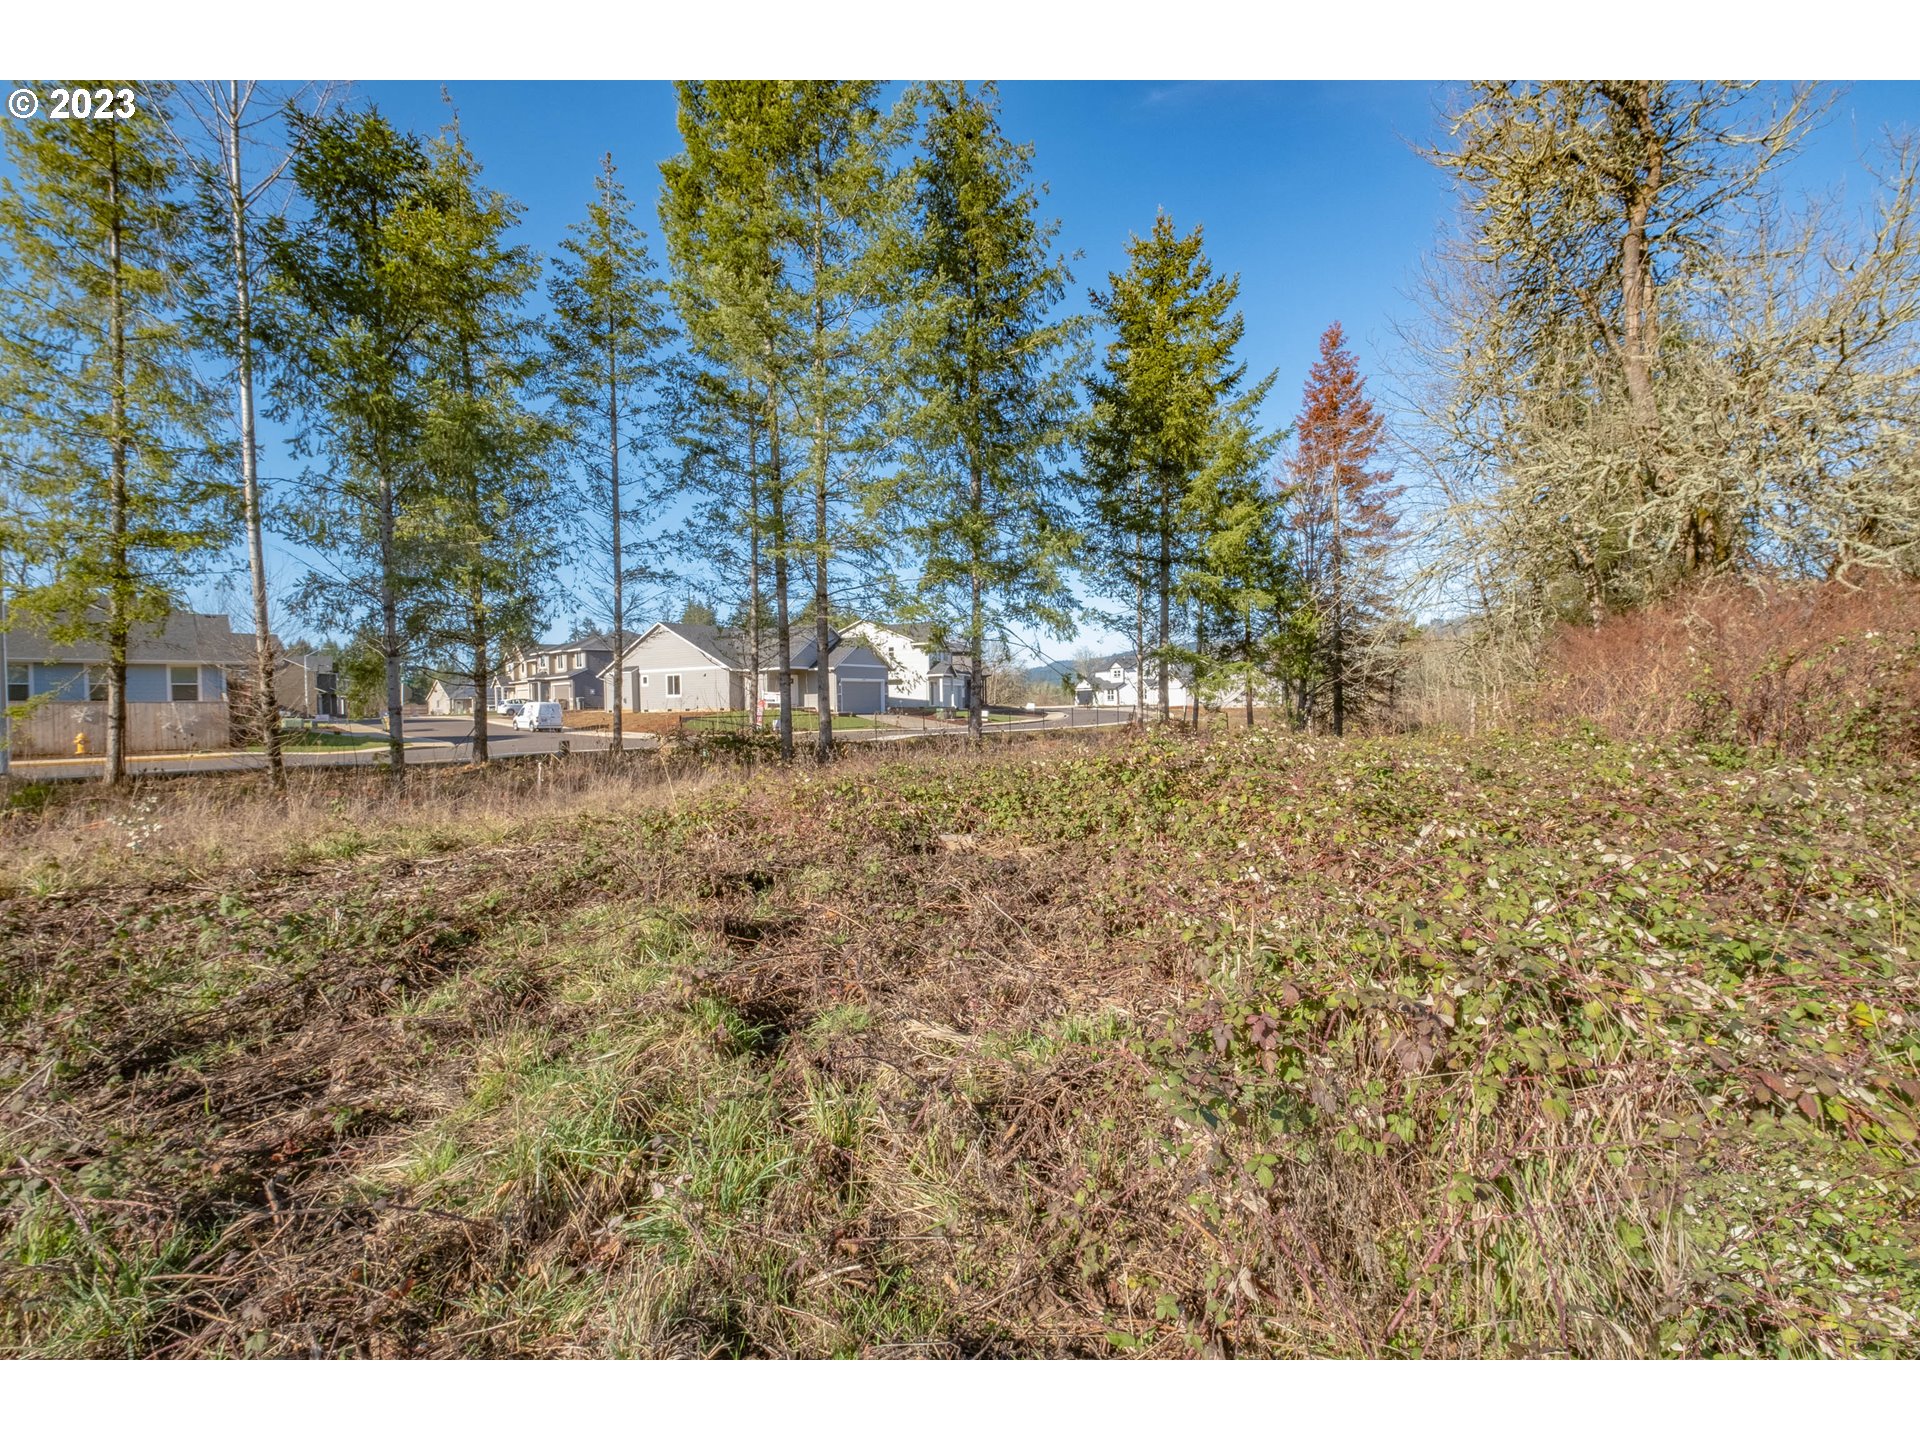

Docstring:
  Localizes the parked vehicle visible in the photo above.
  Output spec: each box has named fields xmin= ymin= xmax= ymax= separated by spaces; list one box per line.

xmin=514 ymin=701 xmax=563 ymax=732
xmin=497 ymin=701 xmax=524 ymax=718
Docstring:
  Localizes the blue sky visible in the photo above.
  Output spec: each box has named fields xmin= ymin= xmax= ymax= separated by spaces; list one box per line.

xmin=11 ymin=79 xmax=1920 ymax=662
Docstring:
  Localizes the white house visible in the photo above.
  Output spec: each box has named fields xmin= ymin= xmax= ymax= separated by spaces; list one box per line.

xmin=1079 ymin=651 xmax=1195 ymax=711
xmin=425 ymin=678 xmax=477 ymax=716
xmin=599 ymin=622 xmax=892 ymax=716
xmin=843 ymin=621 xmax=972 ymax=709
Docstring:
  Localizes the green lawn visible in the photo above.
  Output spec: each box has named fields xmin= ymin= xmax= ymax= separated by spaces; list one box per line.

xmin=264 ymin=728 xmax=388 ymax=753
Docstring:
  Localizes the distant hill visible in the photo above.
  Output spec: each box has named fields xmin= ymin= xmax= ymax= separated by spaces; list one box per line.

xmin=1023 ymin=659 xmax=1081 ymax=689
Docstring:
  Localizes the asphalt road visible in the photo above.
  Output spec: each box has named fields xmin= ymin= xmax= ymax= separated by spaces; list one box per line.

xmin=6 ymin=708 xmax=1143 ymax=782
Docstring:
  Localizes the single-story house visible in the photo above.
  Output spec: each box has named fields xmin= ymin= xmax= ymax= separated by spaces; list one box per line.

xmin=1078 ymin=651 xmax=1195 ymax=710
xmin=500 ymin=635 xmax=617 ymax=711
xmin=3 ymin=609 xmax=255 ymax=756
xmin=843 ymin=620 xmax=973 ymax=709
xmin=600 ymin=621 xmax=892 ymax=716
xmin=425 ymin=677 xmax=478 ymax=716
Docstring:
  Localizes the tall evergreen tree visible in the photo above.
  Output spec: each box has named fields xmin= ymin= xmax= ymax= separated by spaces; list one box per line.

xmin=409 ymin=115 xmax=561 ymax=762
xmin=663 ymin=82 xmax=909 ymax=760
xmin=262 ymin=106 xmax=442 ymax=772
xmin=661 ymin=82 xmax=800 ymax=760
xmin=0 ymin=80 xmax=230 ymax=784
xmin=1286 ymin=323 xmax=1402 ymax=736
xmin=547 ymin=152 xmax=672 ymax=752
xmin=894 ymin=81 xmax=1085 ymax=743
xmin=1085 ymin=214 xmax=1276 ymax=721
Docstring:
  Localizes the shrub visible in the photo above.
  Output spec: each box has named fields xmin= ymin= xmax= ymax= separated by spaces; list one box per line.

xmin=1532 ymin=577 xmax=1920 ymax=765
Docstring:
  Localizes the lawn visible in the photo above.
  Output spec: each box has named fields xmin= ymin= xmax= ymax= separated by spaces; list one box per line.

xmin=2 ymin=726 xmax=1914 ymax=1357
xmin=262 ymin=727 xmax=386 ymax=753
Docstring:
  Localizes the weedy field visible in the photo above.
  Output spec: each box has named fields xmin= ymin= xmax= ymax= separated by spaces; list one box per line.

xmin=1 ymin=725 xmax=1915 ymax=1358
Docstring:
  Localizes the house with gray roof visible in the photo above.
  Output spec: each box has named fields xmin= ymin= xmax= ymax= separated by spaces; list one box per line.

xmin=3 ymin=609 xmax=256 ymax=756
xmin=499 ymin=634 xmax=617 ymax=711
xmin=600 ymin=621 xmax=892 ymax=716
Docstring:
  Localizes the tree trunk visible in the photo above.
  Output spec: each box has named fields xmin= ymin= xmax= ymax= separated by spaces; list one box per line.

xmin=968 ymin=448 xmax=985 ymax=746
xmin=608 ymin=277 xmax=624 ymax=756
xmin=746 ymin=383 xmax=762 ymax=734
xmin=105 ymin=126 xmax=129 ymax=786
xmin=1156 ymin=480 xmax=1171 ymax=723
xmin=226 ymin=83 xmax=282 ymax=788
xmin=810 ymin=192 xmax=833 ymax=763
xmin=377 ymin=436 xmax=405 ymax=774
xmin=1243 ymin=607 xmax=1254 ymax=727
xmin=767 ymin=375 xmax=793 ymax=763
xmin=1330 ymin=461 xmax=1346 ymax=739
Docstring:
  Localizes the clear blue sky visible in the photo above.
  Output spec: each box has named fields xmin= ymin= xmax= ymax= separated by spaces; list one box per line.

xmin=11 ymin=79 xmax=1919 ymax=660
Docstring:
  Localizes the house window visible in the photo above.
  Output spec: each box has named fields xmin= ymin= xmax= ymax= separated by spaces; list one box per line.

xmin=170 ymin=665 xmax=200 ymax=702
xmin=5 ymin=663 xmax=25 ymax=703
xmin=572 ymin=653 xmax=584 ymax=670
xmin=86 ymin=666 xmax=108 ymax=702
xmin=640 ymin=674 xmax=649 ymax=687
xmin=666 ymin=674 xmax=682 ymax=698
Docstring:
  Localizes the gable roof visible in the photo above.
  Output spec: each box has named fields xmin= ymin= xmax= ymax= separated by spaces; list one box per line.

xmin=609 ymin=621 xmax=878 ymax=676
xmin=2 ymin=610 xmax=256 ymax=666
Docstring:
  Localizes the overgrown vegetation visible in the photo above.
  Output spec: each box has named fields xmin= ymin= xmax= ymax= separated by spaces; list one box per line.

xmin=2 ymin=726 xmax=1914 ymax=1356
xmin=1532 ymin=577 xmax=1920 ymax=767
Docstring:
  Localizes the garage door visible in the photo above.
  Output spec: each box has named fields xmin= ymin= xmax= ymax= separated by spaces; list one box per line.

xmin=835 ymin=679 xmax=885 ymax=715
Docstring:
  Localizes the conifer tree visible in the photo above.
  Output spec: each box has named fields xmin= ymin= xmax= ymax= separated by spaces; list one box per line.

xmin=661 ymin=82 xmax=800 ymax=760
xmin=409 ymin=115 xmax=561 ymax=762
xmin=262 ymin=106 xmax=443 ymax=771
xmin=1085 ymin=214 xmax=1275 ymax=721
xmin=0 ymin=80 xmax=229 ymax=784
xmin=1286 ymin=323 xmax=1402 ymax=736
xmin=663 ymin=82 xmax=909 ymax=760
xmin=894 ymin=81 xmax=1085 ymax=743
xmin=547 ymin=152 xmax=672 ymax=752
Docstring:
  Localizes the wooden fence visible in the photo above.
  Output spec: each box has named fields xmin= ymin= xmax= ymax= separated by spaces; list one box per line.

xmin=9 ymin=700 xmax=234 ymax=758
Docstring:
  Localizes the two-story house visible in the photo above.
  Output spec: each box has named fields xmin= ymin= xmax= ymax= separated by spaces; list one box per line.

xmin=1078 ymin=651 xmax=1195 ymax=711
xmin=843 ymin=621 xmax=972 ymax=709
xmin=499 ymin=635 xmax=617 ymax=711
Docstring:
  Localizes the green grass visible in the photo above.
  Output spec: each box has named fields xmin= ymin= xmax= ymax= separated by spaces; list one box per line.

xmin=262 ymin=727 xmax=387 ymax=752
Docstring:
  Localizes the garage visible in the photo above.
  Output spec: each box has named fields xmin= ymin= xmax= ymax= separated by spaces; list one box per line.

xmin=833 ymin=676 xmax=886 ymax=715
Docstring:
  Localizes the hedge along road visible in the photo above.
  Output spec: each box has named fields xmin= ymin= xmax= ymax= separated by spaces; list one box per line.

xmin=7 ymin=709 xmax=1143 ymax=781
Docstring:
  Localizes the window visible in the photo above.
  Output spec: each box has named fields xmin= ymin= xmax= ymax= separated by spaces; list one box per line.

xmin=5 ymin=663 xmax=25 ymax=704
xmin=86 ymin=667 xmax=107 ymax=702
xmin=665 ymin=674 xmax=682 ymax=698
xmin=572 ymin=653 xmax=584 ymax=670
xmin=640 ymin=674 xmax=649 ymax=687
xmin=170 ymin=665 xmax=199 ymax=702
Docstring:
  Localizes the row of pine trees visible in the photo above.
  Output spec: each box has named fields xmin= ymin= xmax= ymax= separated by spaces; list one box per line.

xmin=0 ymin=80 xmax=1402 ymax=783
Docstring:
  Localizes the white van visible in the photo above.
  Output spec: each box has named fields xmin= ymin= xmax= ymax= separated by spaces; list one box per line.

xmin=514 ymin=701 xmax=564 ymax=732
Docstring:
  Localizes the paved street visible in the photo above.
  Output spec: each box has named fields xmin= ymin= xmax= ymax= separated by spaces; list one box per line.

xmin=6 ymin=707 xmax=1143 ymax=782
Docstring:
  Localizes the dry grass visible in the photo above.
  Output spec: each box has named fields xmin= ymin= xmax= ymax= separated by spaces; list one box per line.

xmin=2 ymin=726 xmax=1914 ymax=1357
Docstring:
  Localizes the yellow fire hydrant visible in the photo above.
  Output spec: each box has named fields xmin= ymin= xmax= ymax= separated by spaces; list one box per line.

xmin=75 ymin=731 xmax=87 ymax=756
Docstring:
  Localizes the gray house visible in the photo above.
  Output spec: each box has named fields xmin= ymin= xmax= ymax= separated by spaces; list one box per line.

xmin=500 ymin=635 xmax=617 ymax=711
xmin=276 ymin=648 xmax=344 ymax=718
xmin=601 ymin=621 xmax=892 ymax=715
xmin=3 ymin=610 xmax=255 ymax=757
